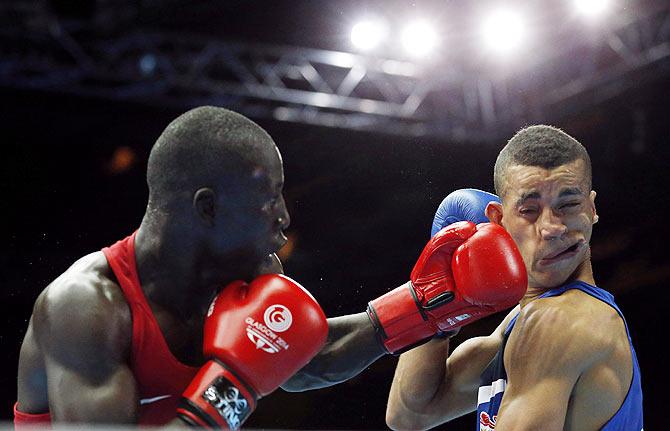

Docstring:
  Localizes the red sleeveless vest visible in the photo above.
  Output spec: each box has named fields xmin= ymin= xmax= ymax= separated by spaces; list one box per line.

xmin=14 ymin=232 xmax=199 ymax=427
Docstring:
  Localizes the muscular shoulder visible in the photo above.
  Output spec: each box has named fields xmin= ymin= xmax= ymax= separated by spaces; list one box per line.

xmin=495 ymin=305 xmax=521 ymax=334
xmin=505 ymin=290 xmax=616 ymax=375
xmin=33 ymin=251 xmax=132 ymax=374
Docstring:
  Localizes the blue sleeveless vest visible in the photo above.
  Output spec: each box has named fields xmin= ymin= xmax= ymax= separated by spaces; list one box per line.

xmin=476 ymin=281 xmax=643 ymax=430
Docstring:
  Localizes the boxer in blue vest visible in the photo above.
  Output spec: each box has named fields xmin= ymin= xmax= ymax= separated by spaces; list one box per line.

xmin=386 ymin=126 xmax=643 ymax=430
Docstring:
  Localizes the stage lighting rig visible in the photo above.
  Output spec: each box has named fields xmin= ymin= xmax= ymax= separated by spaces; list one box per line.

xmin=2 ymin=0 xmax=670 ymax=140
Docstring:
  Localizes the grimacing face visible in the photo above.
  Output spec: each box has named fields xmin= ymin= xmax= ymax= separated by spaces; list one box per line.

xmin=496 ymin=159 xmax=598 ymax=289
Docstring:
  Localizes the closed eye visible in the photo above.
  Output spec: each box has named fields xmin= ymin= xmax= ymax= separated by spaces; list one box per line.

xmin=560 ymin=202 xmax=580 ymax=209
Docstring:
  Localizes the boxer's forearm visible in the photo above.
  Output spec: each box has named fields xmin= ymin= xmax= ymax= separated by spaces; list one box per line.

xmin=386 ymin=338 xmax=452 ymax=429
xmin=281 ymin=312 xmax=385 ymax=392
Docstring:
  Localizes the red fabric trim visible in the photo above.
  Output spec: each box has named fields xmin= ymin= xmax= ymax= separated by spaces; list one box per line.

xmin=14 ymin=402 xmax=52 ymax=429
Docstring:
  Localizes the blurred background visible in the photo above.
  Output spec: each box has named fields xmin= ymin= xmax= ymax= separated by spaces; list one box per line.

xmin=1 ymin=0 xmax=668 ymax=429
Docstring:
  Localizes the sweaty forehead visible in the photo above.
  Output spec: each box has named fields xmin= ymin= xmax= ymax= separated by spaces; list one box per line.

xmin=502 ymin=160 xmax=589 ymax=202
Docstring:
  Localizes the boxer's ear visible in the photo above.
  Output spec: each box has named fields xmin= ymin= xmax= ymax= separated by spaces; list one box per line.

xmin=590 ymin=190 xmax=599 ymax=224
xmin=193 ymin=187 xmax=216 ymax=227
xmin=485 ymin=201 xmax=503 ymax=225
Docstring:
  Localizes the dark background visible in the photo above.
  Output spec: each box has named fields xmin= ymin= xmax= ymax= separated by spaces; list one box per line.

xmin=2 ymin=1 xmax=669 ymax=429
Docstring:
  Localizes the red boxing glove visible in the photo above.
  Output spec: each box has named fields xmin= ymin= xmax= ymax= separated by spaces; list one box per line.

xmin=177 ymin=274 xmax=328 ymax=429
xmin=367 ymin=222 xmax=527 ymax=354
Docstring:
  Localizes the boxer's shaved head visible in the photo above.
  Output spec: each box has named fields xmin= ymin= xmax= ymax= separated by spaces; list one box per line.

xmin=494 ymin=125 xmax=592 ymax=199
xmin=146 ymin=106 xmax=277 ymax=210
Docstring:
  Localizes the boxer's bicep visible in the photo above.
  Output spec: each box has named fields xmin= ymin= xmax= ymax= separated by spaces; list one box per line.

xmin=386 ymin=308 xmax=519 ymax=429
xmin=439 ymin=335 xmax=502 ymax=412
xmin=34 ymin=277 xmax=137 ymax=423
xmin=388 ymin=335 xmax=497 ymax=430
xmin=45 ymin=361 xmax=139 ymax=423
xmin=424 ymin=311 xmax=519 ymax=422
xmin=438 ymin=305 xmax=521 ymax=402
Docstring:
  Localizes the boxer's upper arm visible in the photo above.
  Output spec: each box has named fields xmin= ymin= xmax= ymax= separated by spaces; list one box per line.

xmin=432 ymin=334 xmax=503 ymax=418
xmin=427 ymin=307 xmax=521 ymax=421
xmin=386 ymin=307 xmax=519 ymax=430
xmin=33 ymin=276 xmax=138 ymax=423
xmin=494 ymin=302 xmax=604 ymax=430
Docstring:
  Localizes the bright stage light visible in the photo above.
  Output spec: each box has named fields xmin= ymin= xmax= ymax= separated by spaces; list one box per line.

xmin=574 ymin=0 xmax=610 ymax=17
xmin=481 ymin=10 xmax=525 ymax=55
xmin=401 ymin=21 xmax=438 ymax=57
xmin=351 ymin=20 xmax=386 ymax=51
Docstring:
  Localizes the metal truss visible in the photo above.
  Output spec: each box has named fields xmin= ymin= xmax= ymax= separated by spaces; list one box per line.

xmin=1 ymin=2 xmax=669 ymax=140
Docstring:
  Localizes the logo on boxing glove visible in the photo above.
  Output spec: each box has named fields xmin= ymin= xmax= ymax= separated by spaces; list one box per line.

xmin=245 ymin=304 xmax=292 ymax=353
xmin=264 ymin=304 xmax=292 ymax=332
xmin=202 ymin=376 xmax=251 ymax=431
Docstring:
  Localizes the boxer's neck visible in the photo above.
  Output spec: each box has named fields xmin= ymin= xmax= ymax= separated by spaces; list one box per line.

xmin=520 ymin=257 xmax=596 ymax=308
xmin=134 ymin=217 xmax=239 ymax=321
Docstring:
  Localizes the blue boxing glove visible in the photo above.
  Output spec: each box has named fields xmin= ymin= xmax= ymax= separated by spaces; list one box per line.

xmin=430 ymin=189 xmax=500 ymax=237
